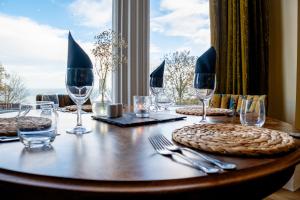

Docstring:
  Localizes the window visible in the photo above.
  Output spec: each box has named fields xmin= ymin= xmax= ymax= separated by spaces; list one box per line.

xmin=0 ymin=0 xmax=210 ymax=105
xmin=0 ymin=0 xmax=112 ymax=102
xmin=150 ymin=0 xmax=210 ymax=105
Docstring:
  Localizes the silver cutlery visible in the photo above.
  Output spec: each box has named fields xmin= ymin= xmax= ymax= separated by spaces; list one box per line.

xmin=153 ymin=134 xmax=236 ymax=170
xmin=0 ymin=136 xmax=19 ymax=142
xmin=289 ymin=132 xmax=300 ymax=138
xmin=148 ymin=136 xmax=220 ymax=174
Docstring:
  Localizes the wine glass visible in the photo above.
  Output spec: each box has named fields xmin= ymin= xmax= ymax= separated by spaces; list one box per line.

xmin=41 ymin=94 xmax=59 ymax=110
xmin=65 ymin=68 xmax=94 ymax=134
xmin=150 ymin=86 xmax=163 ymax=111
xmin=194 ymin=73 xmax=216 ymax=122
xmin=150 ymin=76 xmax=164 ymax=111
xmin=155 ymin=90 xmax=172 ymax=111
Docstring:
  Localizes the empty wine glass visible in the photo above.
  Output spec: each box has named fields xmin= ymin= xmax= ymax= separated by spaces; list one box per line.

xmin=150 ymin=86 xmax=163 ymax=111
xmin=41 ymin=94 xmax=59 ymax=110
xmin=66 ymin=68 xmax=94 ymax=134
xmin=194 ymin=73 xmax=216 ymax=122
xmin=155 ymin=91 xmax=172 ymax=111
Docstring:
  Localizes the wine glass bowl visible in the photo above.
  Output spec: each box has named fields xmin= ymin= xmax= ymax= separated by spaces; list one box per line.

xmin=150 ymin=87 xmax=163 ymax=96
xmin=194 ymin=73 xmax=216 ymax=122
xmin=150 ymin=86 xmax=163 ymax=111
xmin=150 ymin=76 xmax=164 ymax=112
xmin=41 ymin=94 xmax=59 ymax=109
xmin=155 ymin=91 xmax=172 ymax=110
xmin=65 ymin=68 xmax=94 ymax=134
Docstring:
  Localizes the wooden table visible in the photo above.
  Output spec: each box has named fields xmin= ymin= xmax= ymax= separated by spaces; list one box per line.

xmin=0 ymin=112 xmax=299 ymax=200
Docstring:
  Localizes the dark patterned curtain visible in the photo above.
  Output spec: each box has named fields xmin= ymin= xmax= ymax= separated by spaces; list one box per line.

xmin=210 ymin=0 xmax=269 ymax=95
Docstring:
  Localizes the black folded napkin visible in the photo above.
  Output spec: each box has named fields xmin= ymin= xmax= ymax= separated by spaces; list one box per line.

xmin=150 ymin=60 xmax=165 ymax=88
xmin=195 ymin=47 xmax=216 ymax=73
xmin=67 ymin=32 xmax=92 ymax=69
xmin=67 ymin=32 xmax=93 ymax=87
xmin=194 ymin=47 xmax=216 ymax=89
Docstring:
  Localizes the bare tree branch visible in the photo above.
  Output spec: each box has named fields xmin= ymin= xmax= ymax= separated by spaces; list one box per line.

xmin=164 ymin=51 xmax=196 ymax=105
xmin=0 ymin=64 xmax=29 ymax=104
xmin=91 ymin=30 xmax=127 ymax=102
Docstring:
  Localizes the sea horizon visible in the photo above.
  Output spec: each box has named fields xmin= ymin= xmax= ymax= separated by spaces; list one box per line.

xmin=26 ymin=88 xmax=68 ymax=102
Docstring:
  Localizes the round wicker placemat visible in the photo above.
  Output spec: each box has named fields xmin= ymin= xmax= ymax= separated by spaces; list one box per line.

xmin=172 ymin=124 xmax=296 ymax=156
xmin=65 ymin=105 xmax=92 ymax=112
xmin=0 ymin=117 xmax=52 ymax=136
xmin=176 ymin=106 xmax=233 ymax=116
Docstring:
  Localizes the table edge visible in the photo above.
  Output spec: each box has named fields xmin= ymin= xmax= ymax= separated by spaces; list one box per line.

xmin=0 ymin=148 xmax=299 ymax=194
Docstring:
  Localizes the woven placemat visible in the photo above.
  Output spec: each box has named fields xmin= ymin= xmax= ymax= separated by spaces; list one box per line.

xmin=64 ymin=105 xmax=92 ymax=112
xmin=172 ymin=124 xmax=296 ymax=156
xmin=0 ymin=117 xmax=52 ymax=136
xmin=176 ymin=106 xmax=233 ymax=116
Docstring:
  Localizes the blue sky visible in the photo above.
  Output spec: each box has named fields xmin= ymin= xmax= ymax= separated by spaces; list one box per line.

xmin=0 ymin=0 xmax=210 ymax=89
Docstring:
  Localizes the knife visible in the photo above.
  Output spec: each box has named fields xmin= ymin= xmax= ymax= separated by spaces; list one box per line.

xmin=0 ymin=136 xmax=19 ymax=142
xmin=289 ymin=132 xmax=300 ymax=138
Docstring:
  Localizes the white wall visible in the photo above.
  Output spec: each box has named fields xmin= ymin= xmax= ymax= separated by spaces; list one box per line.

xmin=269 ymin=0 xmax=300 ymax=191
xmin=269 ymin=0 xmax=298 ymax=125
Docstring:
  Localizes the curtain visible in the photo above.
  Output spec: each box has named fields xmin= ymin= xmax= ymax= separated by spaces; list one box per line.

xmin=112 ymin=0 xmax=150 ymax=105
xmin=210 ymin=0 xmax=269 ymax=95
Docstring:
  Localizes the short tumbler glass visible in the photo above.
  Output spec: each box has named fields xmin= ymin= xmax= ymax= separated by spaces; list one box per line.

xmin=134 ymin=96 xmax=151 ymax=118
xmin=17 ymin=101 xmax=57 ymax=149
xmin=240 ymin=98 xmax=266 ymax=127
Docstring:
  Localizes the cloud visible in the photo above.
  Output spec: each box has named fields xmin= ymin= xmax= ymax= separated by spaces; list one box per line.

xmin=151 ymin=0 xmax=210 ymax=53
xmin=150 ymin=43 xmax=161 ymax=54
xmin=68 ymin=0 xmax=112 ymax=29
xmin=0 ymin=13 xmax=93 ymax=88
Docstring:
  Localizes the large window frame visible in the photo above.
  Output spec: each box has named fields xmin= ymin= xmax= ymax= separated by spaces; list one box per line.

xmin=112 ymin=0 xmax=150 ymax=106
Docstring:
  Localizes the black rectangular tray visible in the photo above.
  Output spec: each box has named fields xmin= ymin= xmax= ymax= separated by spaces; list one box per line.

xmin=91 ymin=112 xmax=186 ymax=127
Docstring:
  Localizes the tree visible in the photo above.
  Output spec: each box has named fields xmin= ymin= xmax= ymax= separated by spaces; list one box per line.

xmin=0 ymin=64 xmax=28 ymax=104
xmin=0 ymin=63 xmax=8 ymax=92
xmin=164 ymin=50 xmax=197 ymax=104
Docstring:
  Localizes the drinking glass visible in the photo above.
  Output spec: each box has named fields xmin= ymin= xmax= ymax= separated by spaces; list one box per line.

xmin=17 ymin=101 xmax=57 ymax=149
xmin=41 ymin=94 xmax=59 ymax=109
xmin=133 ymin=96 xmax=151 ymax=118
xmin=194 ymin=73 xmax=216 ymax=122
xmin=240 ymin=98 xmax=266 ymax=127
xmin=66 ymin=68 xmax=94 ymax=134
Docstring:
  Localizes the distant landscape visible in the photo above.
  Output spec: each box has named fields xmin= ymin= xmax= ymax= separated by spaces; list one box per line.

xmin=26 ymin=88 xmax=67 ymax=102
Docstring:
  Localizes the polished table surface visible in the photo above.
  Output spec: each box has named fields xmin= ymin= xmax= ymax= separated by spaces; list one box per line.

xmin=0 ymin=111 xmax=299 ymax=199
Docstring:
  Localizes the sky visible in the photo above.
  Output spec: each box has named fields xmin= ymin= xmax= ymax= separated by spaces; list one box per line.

xmin=0 ymin=0 xmax=210 ymax=89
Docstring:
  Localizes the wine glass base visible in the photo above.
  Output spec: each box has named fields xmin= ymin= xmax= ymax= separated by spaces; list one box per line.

xmin=66 ymin=126 xmax=91 ymax=134
xmin=200 ymin=117 xmax=208 ymax=122
xmin=193 ymin=118 xmax=209 ymax=124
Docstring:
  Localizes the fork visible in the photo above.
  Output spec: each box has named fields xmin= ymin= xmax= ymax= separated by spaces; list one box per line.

xmin=148 ymin=136 xmax=220 ymax=174
xmin=153 ymin=134 xmax=236 ymax=170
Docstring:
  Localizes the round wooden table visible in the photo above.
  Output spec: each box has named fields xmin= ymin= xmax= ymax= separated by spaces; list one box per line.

xmin=0 ymin=112 xmax=299 ymax=200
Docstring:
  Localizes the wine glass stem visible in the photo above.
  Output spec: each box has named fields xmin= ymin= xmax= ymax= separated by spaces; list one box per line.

xmin=154 ymin=96 xmax=159 ymax=110
xmin=201 ymin=99 xmax=206 ymax=121
xmin=77 ymin=104 xmax=82 ymax=127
